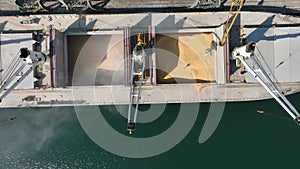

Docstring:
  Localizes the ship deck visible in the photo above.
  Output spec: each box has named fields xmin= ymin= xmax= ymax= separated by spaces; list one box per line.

xmin=1 ymin=83 xmax=299 ymax=108
xmin=1 ymin=2 xmax=300 ymax=107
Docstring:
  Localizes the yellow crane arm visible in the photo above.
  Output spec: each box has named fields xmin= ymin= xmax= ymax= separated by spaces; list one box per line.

xmin=220 ymin=0 xmax=245 ymax=46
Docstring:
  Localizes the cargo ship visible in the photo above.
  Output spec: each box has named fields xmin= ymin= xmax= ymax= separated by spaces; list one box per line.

xmin=1 ymin=0 xmax=300 ymax=128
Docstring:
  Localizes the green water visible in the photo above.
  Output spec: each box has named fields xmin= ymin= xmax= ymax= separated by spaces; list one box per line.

xmin=0 ymin=93 xmax=300 ymax=169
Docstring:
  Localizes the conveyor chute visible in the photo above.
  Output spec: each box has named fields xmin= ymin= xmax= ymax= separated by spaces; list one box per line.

xmin=127 ymin=33 xmax=146 ymax=134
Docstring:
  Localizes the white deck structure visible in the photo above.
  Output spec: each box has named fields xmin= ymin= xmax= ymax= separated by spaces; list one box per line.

xmin=1 ymin=12 xmax=300 ymax=107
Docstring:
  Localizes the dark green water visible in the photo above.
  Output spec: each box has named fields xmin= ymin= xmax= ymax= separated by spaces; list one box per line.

xmin=0 ymin=93 xmax=300 ymax=169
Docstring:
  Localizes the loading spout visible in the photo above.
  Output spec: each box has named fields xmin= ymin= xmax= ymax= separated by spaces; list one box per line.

xmin=127 ymin=33 xmax=147 ymax=134
xmin=232 ymin=42 xmax=300 ymax=124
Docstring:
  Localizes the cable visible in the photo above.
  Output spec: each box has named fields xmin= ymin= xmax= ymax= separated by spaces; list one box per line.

xmin=258 ymin=111 xmax=293 ymax=122
xmin=3 ymin=58 xmax=22 ymax=82
xmin=1 ymin=51 xmax=22 ymax=84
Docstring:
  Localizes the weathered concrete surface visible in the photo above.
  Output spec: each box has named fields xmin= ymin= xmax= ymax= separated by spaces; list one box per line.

xmin=0 ymin=83 xmax=299 ymax=108
xmin=1 ymin=12 xmax=300 ymax=33
xmin=0 ymin=0 xmax=300 ymax=13
xmin=224 ymin=0 xmax=300 ymax=11
xmin=0 ymin=0 xmax=18 ymax=11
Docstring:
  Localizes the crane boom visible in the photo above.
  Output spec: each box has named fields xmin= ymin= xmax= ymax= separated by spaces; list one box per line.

xmin=0 ymin=48 xmax=46 ymax=103
xmin=232 ymin=42 xmax=300 ymax=124
xmin=127 ymin=33 xmax=147 ymax=134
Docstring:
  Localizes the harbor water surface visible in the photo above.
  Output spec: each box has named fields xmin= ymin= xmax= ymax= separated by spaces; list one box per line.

xmin=0 ymin=93 xmax=300 ymax=169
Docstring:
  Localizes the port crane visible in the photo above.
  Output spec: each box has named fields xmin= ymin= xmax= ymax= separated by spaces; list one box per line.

xmin=0 ymin=48 xmax=46 ymax=103
xmin=232 ymin=42 xmax=300 ymax=124
xmin=127 ymin=33 xmax=147 ymax=134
